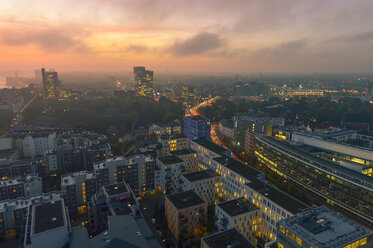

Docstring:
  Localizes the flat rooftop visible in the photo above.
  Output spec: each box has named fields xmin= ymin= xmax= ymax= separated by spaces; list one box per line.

xmin=188 ymin=115 xmax=210 ymax=122
xmin=218 ymin=198 xmax=259 ymax=217
xmin=166 ymin=190 xmax=206 ymax=210
xmin=170 ymin=148 xmax=196 ymax=156
xmin=202 ymin=229 xmax=256 ymax=248
xmin=104 ymin=183 xmax=129 ymax=196
xmin=33 ymin=200 xmax=65 ymax=234
xmin=279 ymin=206 xmax=373 ymax=248
xmin=157 ymin=155 xmax=184 ymax=165
xmin=246 ymin=177 xmax=308 ymax=214
xmin=193 ymin=138 xmax=230 ymax=156
xmin=213 ymin=155 xmax=263 ymax=181
xmin=182 ymin=169 xmax=218 ymax=182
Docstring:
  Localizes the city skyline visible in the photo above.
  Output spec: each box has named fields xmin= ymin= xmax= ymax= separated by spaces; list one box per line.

xmin=0 ymin=0 xmax=373 ymax=73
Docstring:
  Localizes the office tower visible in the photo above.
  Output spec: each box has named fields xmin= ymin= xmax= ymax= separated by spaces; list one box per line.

xmin=133 ymin=66 xmax=154 ymax=97
xmin=41 ymin=68 xmax=59 ymax=100
xmin=183 ymin=115 xmax=211 ymax=140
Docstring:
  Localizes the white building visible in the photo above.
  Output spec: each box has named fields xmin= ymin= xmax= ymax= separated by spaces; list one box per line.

xmin=191 ymin=139 xmax=308 ymax=243
xmin=156 ymin=155 xmax=185 ymax=194
xmin=170 ymin=149 xmax=198 ymax=172
xmin=181 ymin=169 xmax=221 ymax=204
xmin=215 ymin=198 xmax=261 ymax=242
xmin=23 ymin=199 xmax=71 ymax=248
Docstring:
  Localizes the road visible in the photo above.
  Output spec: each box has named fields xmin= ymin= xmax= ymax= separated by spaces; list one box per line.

xmin=10 ymin=92 xmax=39 ymax=129
xmin=186 ymin=96 xmax=220 ymax=116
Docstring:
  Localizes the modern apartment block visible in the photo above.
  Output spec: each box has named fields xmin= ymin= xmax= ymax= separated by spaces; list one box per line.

xmin=254 ymin=134 xmax=373 ymax=227
xmin=277 ymin=206 xmax=373 ymax=248
xmin=61 ymin=171 xmax=97 ymax=216
xmin=22 ymin=198 xmax=71 ymax=248
xmin=0 ymin=192 xmax=64 ymax=240
xmin=181 ymin=169 xmax=221 ymax=204
xmin=149 ymin=121 xmax=181 ymax=136
xmin=0 ymin=175 xmax=42 ymax=201
xmin=87 ymin=182 xmax=140 ymax=235
xmin=183 ymin=115 xmax=211 ymax=140
xmin=233 ymin=115 xmax=272 ymax=149
xmin=171 ymin=148 xmax=198 ymax=172
xmin=158 ymin=134 xmax=190 ymax=155
xmin=201 ymin=228 xmax=257 ymax=248
xmin=156 ymin=155 xmax=186 ymax=194
xmin=165 ymin=190 xmax=207 ymax=240
xmin=94 ymin=154 xmax=155 ymax=196
xmin=215 ymin=198 xmax=261 ymax=243
xmin=190 ymin=138 xmax=308 ymax=243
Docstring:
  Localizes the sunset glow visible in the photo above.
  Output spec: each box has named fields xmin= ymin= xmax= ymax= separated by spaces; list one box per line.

xmin=1 ymin=0 xmax=373 ymax=73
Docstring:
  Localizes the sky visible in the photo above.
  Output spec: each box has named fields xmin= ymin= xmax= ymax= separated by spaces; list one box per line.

xmin=1 ymin=0 xmax=373 ymax=73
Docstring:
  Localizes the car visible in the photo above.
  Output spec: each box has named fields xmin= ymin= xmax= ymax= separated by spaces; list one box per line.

xmin=162 ymin=237 xmax=167 ymax=243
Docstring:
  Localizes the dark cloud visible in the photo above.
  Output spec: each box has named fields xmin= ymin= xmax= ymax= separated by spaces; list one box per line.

xmin=126 ymin=45 xmax=149 ymax=53
xmin=253 ymin=40 xmax=307 ymax=57
xmin=170 ymin=32 xmax=226 ymax=56
xmin=0 ymin=27 xmax=90 ymax=53
xmin=332 ymin=31 xmax=373 ymax=43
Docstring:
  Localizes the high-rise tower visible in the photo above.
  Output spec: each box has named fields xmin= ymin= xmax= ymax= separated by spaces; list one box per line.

xmin=41 ymin=68 xmax=59 ymax=100
xmin=133 ymin=66 xmax=154 ymax=97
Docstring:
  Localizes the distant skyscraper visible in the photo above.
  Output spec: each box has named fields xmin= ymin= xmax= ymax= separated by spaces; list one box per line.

xmin=133 ymin=66 xmax=154 ymax=97
xmin=41 ymin=68 xmax=59 ymax=99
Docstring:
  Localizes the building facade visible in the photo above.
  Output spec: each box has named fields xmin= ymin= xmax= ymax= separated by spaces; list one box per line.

xmin=165 ymin=190 xmax=207 ymax=241
xmin=183 ymin=115 xmax=211 ymax=140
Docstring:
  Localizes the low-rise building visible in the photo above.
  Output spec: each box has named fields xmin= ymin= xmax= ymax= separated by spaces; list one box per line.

xmin=149 ymin=121 xmax=181 ymax=136
xmin=165 ymin=190 xmax=207 ymax=240
xmin=158 ymin=134 xmax=190 ymax=155
xmin=181 ymin=169 xmax=221 ymax=204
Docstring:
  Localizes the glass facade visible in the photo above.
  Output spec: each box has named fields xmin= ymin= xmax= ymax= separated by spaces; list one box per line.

xmin=255 ymin=136 xmax=373 ymax=226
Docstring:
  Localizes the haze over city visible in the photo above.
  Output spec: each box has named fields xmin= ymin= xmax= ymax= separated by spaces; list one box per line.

xmin=1 ymin=0 xmax=373 ymax=73
xmin=1 ymin=1 xmax=373 ymax=248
